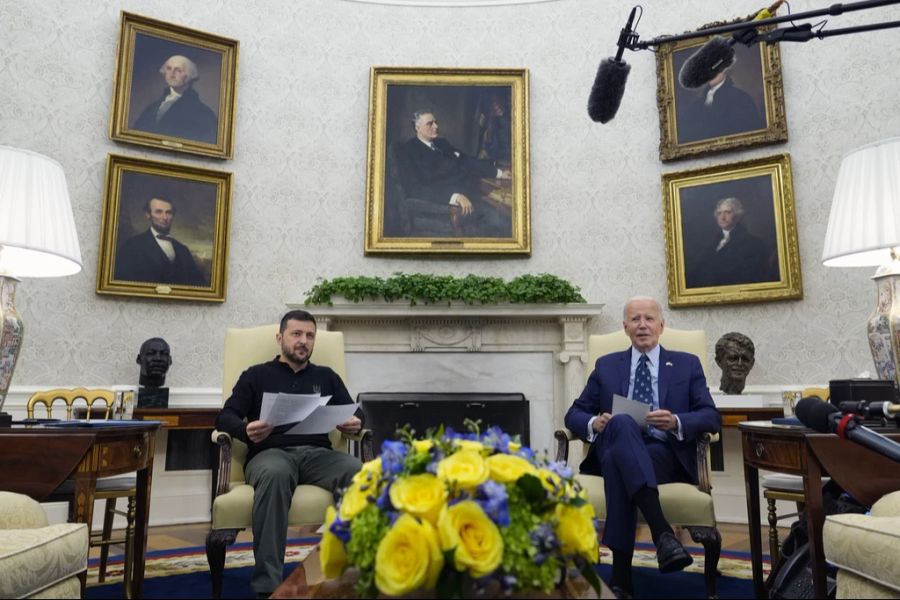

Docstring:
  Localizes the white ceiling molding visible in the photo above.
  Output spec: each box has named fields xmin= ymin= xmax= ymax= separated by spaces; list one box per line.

xmin=341 ymin=0 xmax=560 ymax=6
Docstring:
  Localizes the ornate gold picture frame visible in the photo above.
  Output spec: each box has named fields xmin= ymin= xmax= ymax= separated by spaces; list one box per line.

xmin=109 ymin=12 xmax=239 ymax=159
xmin=364 ymin=67 xmax=530 ymax=254
xmin=96 ymin=154 xmax=232 ymax=302
xmin=663 ymin=153 xmax=802 ymax=307
xmin=656 ymin=22 xmax=787 ymax=162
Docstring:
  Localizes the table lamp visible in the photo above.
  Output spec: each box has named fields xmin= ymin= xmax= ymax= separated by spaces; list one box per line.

xmin=822 ymin=136 xmax=900 ymax=389
xmin=0 ymin=146 xmax=82 ymax=426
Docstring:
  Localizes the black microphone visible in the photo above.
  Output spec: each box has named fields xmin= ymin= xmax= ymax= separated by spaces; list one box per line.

xmin=796 ymin=397 xmax=900 ymax=463
xmin=587 ymin=7 xmax=637 ymax=123
xmin=678 ymin=0 xmax=785 ymax=89
xmin=677 ymin=36 xmax=738 ymax=89
xmin=838 ymin=400 xmax=900 ymax=419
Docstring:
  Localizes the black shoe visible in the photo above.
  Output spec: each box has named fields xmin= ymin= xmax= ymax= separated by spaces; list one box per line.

xmin=610 ymin=585 xmax=633 ymax=599
xmin=656 ymin=531 xmax=693 ymax=573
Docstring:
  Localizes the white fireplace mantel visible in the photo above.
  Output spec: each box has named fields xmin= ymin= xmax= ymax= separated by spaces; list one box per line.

xmin=287 ymin=301 xmax=605 ymax=448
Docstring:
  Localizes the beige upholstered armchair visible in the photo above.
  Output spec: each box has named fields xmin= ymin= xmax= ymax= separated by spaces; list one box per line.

xmin=824 ymin=490 xmax=900 ymax=598
xmin=0 ymin=491 xmax=88 ymax=599
xmin=554 ymin=328 xmax=721 ymax=598
xmin=206 ymin=324 xmax=372 ymax=598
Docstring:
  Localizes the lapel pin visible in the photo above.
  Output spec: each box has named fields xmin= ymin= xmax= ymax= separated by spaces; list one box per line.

xmin=665 ymin=361 xmax=674 ymax=367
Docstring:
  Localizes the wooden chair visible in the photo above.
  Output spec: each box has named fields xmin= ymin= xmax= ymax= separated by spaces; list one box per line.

xmin=554 ymin=328 xmax=721 ymax=598
xmin=26 ymin=388 xmax=136 ymax=595
xmin=206 ymin=324 xmax=373 ymax=599
xmin=762 ymin=386 xmax=831 ymax=563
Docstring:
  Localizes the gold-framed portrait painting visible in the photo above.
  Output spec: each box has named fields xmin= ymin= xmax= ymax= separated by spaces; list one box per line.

xmin=663 ymin=153 xmax=802 ymax=308
xmin=364 ymin=67 xmax=530 ymax=254
xmin=96 ymin=154 xmax=232 ymax=302
xmin=109 ymin=12 xmax=239 ymax=159
xmin=656 ymin=21 xmax=787 ymax=162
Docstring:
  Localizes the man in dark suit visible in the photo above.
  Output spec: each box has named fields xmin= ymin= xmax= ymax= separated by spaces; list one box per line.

xmin=395 ymin=110 xmax=512 ymax=237
xmin=686 ymin=197 xmax=775 ymax=288
xmin=114 ymin=195 xmax=206 ymax=286
xmin=565 ymin=297 xmax=721 ymax=598
xmin=677 ymin=65 xmax=765 ymax=144
xmin=132 ymin=55 xmax=218 ymax=144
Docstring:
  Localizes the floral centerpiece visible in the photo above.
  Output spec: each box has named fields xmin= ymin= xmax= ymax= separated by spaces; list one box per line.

xmin=320 ymin=423 xmax=604 ymax=598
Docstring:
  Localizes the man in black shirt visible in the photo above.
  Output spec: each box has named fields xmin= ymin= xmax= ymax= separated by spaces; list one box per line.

xmin=215 ymin=309 xmax=362 ymax=596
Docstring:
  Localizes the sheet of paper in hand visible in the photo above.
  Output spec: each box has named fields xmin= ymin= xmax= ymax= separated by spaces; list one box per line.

xmin=612 ymin=393 xmax=650 ymax=425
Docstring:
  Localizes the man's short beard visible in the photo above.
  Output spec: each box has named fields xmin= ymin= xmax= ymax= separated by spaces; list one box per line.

xmin=283 ymin=345 xmax=312 ymax=367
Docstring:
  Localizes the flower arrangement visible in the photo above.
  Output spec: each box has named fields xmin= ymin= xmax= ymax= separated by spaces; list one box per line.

xmin=320 ymin=423 xmax=604 ymax=598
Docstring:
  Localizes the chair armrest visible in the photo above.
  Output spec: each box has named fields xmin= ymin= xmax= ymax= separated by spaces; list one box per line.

xmin=696 ymin=432 xmax=715 ymax=495
xmin=342 ymin=428 xmax=375 ymax=462
xmin=554 ymin=428 xmax=577 ymax=463
xmin=211 ymin=429 xmax=234 ymax=498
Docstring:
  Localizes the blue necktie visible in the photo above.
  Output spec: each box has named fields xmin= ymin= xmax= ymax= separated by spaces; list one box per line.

xmin=634 ymin=354 xmax=653 ymax=406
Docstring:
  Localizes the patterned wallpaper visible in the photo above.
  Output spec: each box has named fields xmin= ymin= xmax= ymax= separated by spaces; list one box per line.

xmin=1 ymin=0 xmax=898 ymax=390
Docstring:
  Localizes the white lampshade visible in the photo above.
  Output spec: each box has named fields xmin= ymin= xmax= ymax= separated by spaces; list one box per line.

xmin=822 ymin=137 xmax=900 ymax=267
xmin=0 ymin=145 xmax=82 ymax=278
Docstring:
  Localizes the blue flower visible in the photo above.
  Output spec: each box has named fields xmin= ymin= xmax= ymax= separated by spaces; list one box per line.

xmin=530 ymin=522 xmax=559 ymax=564
xmin=481 ymin=426 xmax=513 ymax=453
xmin=546 ymin=460 xmax=573 ymax=479
xmin=476 ymin=480 xmax=510 ymax=526
xmin=329 ymin=515 xmax=351 ymax=543
xmin=380 ymin=440 xmax=407 ymax=475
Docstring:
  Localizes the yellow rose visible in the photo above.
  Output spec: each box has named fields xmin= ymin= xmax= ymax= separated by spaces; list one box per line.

xmin=375 ymin=514 xmax=444 ymax=595
xmin=555 ymin=503 xmax=598 ymax=562
xmin=338 ymin=480 xmax=372 ymax=521
xmin=437 ymin=500 xmax=503 ymax=578
xmin=508 ymin=441 xmax=521 ymax=453
xmin=412 ymin=439 xmax=434 ymax=454
xmin=487 ymin=453 xmax=538 ymax=483
xmin=454 ymin=439 xmax=486 ymax=454
xmin=320 ymin=506 xmax=347 ymax=579
xmin=352 ymin=457 xmax=382 ymax=485
xmin=537 ymin=468 xmax=562 ymax=496
xmin=437 ymin=449 xmax=489 ymax=490
xmin=389 ymin=473 xmax=448 ymax=524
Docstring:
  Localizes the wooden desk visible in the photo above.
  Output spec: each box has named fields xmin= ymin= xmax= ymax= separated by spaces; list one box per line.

xmin=133 ymin=406 xmax=218 ymax=429
xmin=0 ymin=422 xmax=159 ymax=599
xmin=739 ymin=421 xmax=900 ymax=599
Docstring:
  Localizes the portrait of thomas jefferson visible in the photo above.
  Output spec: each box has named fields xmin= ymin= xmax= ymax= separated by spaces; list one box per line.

xmin=680 ymin=175 xmax=780 ymax=290
xmin=127 ymin=33 xmax=222 ymax=145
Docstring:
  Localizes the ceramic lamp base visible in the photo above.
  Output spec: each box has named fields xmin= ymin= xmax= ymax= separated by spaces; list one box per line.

xmin=0 ymin=276 xmax=24 ymax=420
xmin=867 ymin=264 xmax=900 ymax=389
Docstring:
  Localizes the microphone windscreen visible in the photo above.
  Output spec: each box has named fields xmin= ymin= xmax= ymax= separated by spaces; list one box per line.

xmin=795 ymin=397 xmax=840 ymax=433
xmin=588 ymin=58 xmax=631 ymax=124
xmin=678 ymin=36 xmax=736 ymax=89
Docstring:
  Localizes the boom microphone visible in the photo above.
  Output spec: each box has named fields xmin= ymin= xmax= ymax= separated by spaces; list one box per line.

xmin=678 ymin=0 xmax=786 ymax=89
xmin=587 ymin=7 xmax=637 ymax=123
xmin=839 ymin=400 xmax=900 ymax=419
xmin=796 ymin=396 xmax=900 ymax=463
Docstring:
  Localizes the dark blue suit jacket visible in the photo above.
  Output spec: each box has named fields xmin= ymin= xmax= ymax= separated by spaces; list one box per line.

xmin=564 ymin=345 xmax=721 ymax=484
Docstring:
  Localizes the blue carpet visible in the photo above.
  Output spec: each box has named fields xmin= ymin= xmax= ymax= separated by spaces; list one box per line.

xmin=85 ymin=540 xmax=759 ymax=599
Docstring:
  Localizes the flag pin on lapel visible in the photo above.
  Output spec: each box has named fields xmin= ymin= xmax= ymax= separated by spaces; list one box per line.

xmin=665 ymin=361 xmax=673 ymax=367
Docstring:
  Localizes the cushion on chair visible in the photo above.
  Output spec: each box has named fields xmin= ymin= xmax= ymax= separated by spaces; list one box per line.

xmin=871 ymin=490 xmax=900 ymax=517
xmin=575 ymin=475 xmax=716 ymax=527
xmin=823 ymin=512 xmax=900 ymax=593
xmin=211 ymin=483 xmax=334 ymax=530
xmin=761 ymin=473 xmax=806 ymax=493
xmin=0 ymin=523 xmax=88 ymax=598
xmin=0 ymin=491 xmax=88 ymax=599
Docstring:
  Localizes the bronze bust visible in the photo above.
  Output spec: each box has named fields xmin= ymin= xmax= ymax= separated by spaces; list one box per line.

xmin=136 ymin=337 xmax=172 ymax=388
xmin=715 ymin=332 xmax=755 ymax=395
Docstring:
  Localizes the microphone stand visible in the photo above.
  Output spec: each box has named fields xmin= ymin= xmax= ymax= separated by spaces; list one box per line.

xmin=627 ymin=0 xmax=900 ymax=50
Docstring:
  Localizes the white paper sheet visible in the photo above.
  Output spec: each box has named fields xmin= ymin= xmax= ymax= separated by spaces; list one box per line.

xmin=612 ymin=393 xmax=650 ymax=425
xmin=259 ymin=393 xmax=330 ymax=426
xmin=285 ymin=403 xmax=360 ymax=435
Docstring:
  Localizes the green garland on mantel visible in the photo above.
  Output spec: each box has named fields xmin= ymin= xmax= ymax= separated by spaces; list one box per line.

xmin=304 ymin=273 xmax=586 ymax=306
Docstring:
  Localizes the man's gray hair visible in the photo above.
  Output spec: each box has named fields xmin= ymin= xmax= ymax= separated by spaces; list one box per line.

xmin=715 ymin=197 xmax=745 ymax=218
xmin=622 ymin=296 xmax=665 ymax=321
xmin=159 ymin=55 xmax=199 ymax=82
xmin=412 ymin=110 xmax=433 ymax=127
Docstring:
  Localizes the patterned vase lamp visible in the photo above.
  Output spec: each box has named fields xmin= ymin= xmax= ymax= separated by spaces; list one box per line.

xmin=0 ymin=146 xmax=82 ymax=426
xmin=822 ymin=137 xmax=900 ymax=389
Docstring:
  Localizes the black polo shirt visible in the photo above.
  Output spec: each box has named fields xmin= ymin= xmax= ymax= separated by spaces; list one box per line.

xmin=216 ymin=357 xmax=362 ymax=462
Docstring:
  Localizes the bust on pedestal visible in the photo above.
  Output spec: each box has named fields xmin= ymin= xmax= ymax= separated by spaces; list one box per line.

xmin=137 ymin=337 xmax=171 ymax=408
xmin=715 ymin=332 xmax=755 ymax=395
